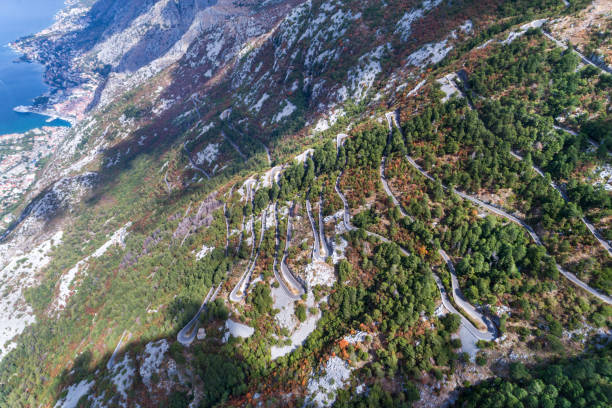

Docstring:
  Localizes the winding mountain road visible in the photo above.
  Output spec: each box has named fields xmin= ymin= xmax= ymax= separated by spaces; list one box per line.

xmin=263 ymin=144 xmax=272 ymax=166
xmin=107 ymin=330 xmax=131 ymax=369
xmin=164 ymin=170 xmax=172 ymax=193
xmin=222 ymin=131 xmax=247 ymax=161
xmin=229 ymin=207 xmax=267 ymax=302
xmin=236 ymin=214 xmax=245 ymax=256
xmin=335 ymin=175 xmax=355 ymax=233
xmin=431 ymin=272 xmax=496 ymax=342
xmin=383 ymin=112 xmax=611 ymax=303
xmin=404 ymin=150 xmax=611 ymax=304
xmin=438 ymin=249 xmax=497 ymax=336
xmin=177 ymin=285 xmax=221 ymax=346
xmin=317 ymin=198 xmax=333 ymax=258
xmin=334 ymin=128 xmax=497 ymax=352
xmin=382 ymin=113 xmax=411 ymax=219
xmin=335 ymin=162 xmax=494 ymax=343
xmin=380 ymin=158 xmax=411 ymax=218
xmin=510 ymin=150 xmax=612 ymax=258
xmin=274 ymin=202 xmax=306 ymax=299
xmin=223 ymin=203 xmax=230 ymax=256
xmin=381 ymin=115 xmax=497 ymax=339
xmin=542 ymin=31 xmax=612 ymax=74
xmin=306 ymin=199 xmax=326 ymax=261
xmin=553 ymin=125 xmax=610 ymax=156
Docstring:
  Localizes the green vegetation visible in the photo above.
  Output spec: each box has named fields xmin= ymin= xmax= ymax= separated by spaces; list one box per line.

xmin=0 ymin=1 xmax=609 ymax=407
xmin=455 ymin=347 xmax=612 ymax=408
xmin=403 ymin=31 xmax=612 ymax=294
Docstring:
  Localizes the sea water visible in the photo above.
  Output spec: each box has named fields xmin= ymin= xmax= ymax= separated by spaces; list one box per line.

xmin=0 ymin=0 xmax=70 ymax=135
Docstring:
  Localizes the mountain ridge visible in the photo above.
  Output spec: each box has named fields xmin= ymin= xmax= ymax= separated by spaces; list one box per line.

xmin=0 ymin=0 xmax=610 ymax=407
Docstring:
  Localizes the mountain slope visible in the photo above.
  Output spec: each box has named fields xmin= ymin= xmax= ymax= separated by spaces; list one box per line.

xmin=0 ymin=0 xmax=610 ymax=407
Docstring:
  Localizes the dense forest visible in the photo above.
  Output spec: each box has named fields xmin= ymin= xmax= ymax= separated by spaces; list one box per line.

xmin=455 ymin=346 xmax=612 ymax=408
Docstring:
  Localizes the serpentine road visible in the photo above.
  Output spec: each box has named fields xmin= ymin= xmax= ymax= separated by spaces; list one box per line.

xmin=510 ymin=150 xmax=612 ymax=258
xmin=222 ymin=131 xmax=247 ymax=161
xmin=381 ymin=115 xmax=496 ymax=339
xmin=183 ymin=142 xmax=210 ymax=180
xmin=107 ymin=330 xmax=131 ymax=369
xmin=334 ymin=173 xmax=409 ymax=255
xmin=274 ymin=202 xmax=306 ymax=299
xmin=382 ymin=113 xmax=412 ymax=219
xmin=438 ymin=249 xmax=498 ymax=336
xmin=223 ymin=203 xmax=230 ymax=256
xmin=542 ymin=31 xmax=612 ymax=74
xmin=554 ymin=125 xmax=612 ymax=157
xmin=403 ymin=151 xmax=611 ymax=304
xmin=335 ymin=168 xmax=495 ymax=341
xmin=380 ymin=158 xmax=410 ymax=219
xmin=318 ymin=198 xmax=333 ymax=258
xmin=177 ymin=284 xmax=223 ymax=346
xmin=306 ymin=199 xmax=326 ymax=261
xmin=386 ymin=111 xmax=610 ymax=303
xmin=229 ymin=207 xmax=267 ymax=302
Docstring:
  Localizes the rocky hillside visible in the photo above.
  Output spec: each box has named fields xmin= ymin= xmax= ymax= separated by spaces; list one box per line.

xmin=1 ymin=0 xmax=611 ymax=407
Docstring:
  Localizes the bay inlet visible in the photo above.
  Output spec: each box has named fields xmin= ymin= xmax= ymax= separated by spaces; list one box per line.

xmin=0 ymin=0 xmax=70 ymax=135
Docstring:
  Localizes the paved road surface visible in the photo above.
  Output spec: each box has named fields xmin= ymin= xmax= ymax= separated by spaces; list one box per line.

xmin=183 ymin=142 xmax=210 ymax=179
xmin=177 ymin=285 xmax=221 ymax=346
xmin=380 ymin=116 xmax=497 ymax=340
xmin=380 ymin=158 xmax=409 ymax=217
xmin=107 ymin=330 xmax=131 ymax=369
xmin=382 ymin=113 xmax=411 ymax=219
xmin=229 ymin=207 xmax=267 ymax=302
xmin=336 ymin=137 xmax=495 ymax=349
xmin=438 ymin=249 xmax=498 ymax=337
xmin=553 ymin=125 xmax=610 ymax=156
xmin=510 ymin=150 xmax=612 ymax=258
xmin=385 ymin=112 xmax=611 ymax=304
xmin=274 ymin=202 xmax=306 ymax=299
xmin=542 ymin=31 xmax=612 ymax=74
xmin=223 ymin=203 xmax=230 ymax=256
xmin=335 ymin=175 xmax=355 ymax=232
xmin=306 ymin=199 xmax=326 ymax=261
xmin=222 ymin=131 xmax=247 ymax=160
xmin=404 ymin=152 xmax=611 ymax=304
xmin=318 ymin=198 xmax=333 ymax=258
xmin=263 ymin=144 xmax=272 ymax=166
xmin=164 ymin=170 xmax=172 ymax=193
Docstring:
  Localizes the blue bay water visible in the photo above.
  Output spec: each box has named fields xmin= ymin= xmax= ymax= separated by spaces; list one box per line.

xmin=0 ymin=0 xmax=70 ymax=135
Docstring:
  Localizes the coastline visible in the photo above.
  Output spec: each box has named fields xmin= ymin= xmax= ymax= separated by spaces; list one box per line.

xmin=0 ymin=0 xmax=76 ymax=226
xmin=4 ymin=0 xmax=80 ymax=135
xmin=13 ymin=105 xmax=75 ymax=126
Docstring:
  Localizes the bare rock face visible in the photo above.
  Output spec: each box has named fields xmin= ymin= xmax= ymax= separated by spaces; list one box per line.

xmin=15 ymin=0 xmax=301 ymax=113
xmin=1 ymin=0 xmax=300 ymax=257
xmin=172 ymin=193 xmax=222 ymax=243
xmin=0 ymin=173 xmax=98 ymax=258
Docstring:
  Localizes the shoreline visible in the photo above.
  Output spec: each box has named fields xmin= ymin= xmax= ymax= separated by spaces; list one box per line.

xmin=13 ymin=105 xmax=75 ymax=126
xmin=4 ymin=1 xmax=78 ymax=136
